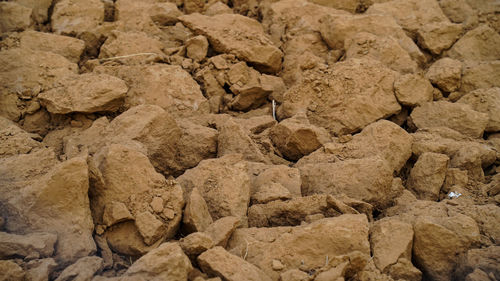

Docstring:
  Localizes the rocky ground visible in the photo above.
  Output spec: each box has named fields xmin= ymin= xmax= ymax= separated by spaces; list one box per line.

xmin=0 ymin=0 xmax=500 ymax=280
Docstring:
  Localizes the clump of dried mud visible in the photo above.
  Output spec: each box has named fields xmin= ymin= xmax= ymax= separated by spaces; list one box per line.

xmin=1 ymin=0 xmax=500 ymax=280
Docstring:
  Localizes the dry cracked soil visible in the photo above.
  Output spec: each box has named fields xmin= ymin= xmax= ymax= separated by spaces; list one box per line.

xmin=1 ymin=0 xmax=500 ymax=280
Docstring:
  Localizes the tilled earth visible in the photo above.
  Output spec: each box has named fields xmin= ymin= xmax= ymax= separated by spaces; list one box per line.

xmin=1 ymin=0 xmax=500 ymax=280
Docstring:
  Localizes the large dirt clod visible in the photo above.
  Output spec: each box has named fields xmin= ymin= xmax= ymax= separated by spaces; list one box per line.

xmin=345 ymin=32 xmax=419 ymax=74
xmin=183 ymin=188 xmax=213 ymax=233
xmin=0 ymin=232 xmax=57 ymax=260
xmin=299 ymin=156 xmax=394 ymax=209
xmin=461 ymin=61 xmax=500 ymax=92
xmin=426 ymin=58 xmax=463 ymax=93
xmin=122 ymin=242 xmax=193 ymax=281
xmin=39 ymin=74 xmax=128 ymax=114
xmin=269 ymin=114 xmax=330 ymax=161
xmin=0 ymin=117 xmax=41 ymax=158
xmin=90 ymin=144 xmax=184 ymax=254
xmin=177 ymin=154 xmax=251 ymax=223
xmin=370 ymin=218 xmax=421 ymax=280
xmin=19 ymin=31 xmax=85 ymax=63
xmin=298 ymin=119 xmax=413 ymax=173
xmin=198 ymin=246 xmax=273 ymax=281
xmin=447 ymin=25 xmax=500 ymax=61
xmin=320 ymin=14 xmax=426 ymax=64
xmin=0 ymin=2 xmax=31 ymax=33
xmin=394 ymin=73 xmax=434 ymax=107
xmin=228 ymin=214 xmax=370 ymax=280
xmin=0 ymin=48 xmax=78 ymax=121
xmin=458 ymin=87 xmax=500 ymax=133
xmin=280 ymin=58 xmax=401 ymax=136
xmin=51 ymin=0 xmax=104 ymax=36
xmin=407 ymin=152 xmax=450 ymax=201
xmin=94 ymin=64 xmax=208 ymax=118
xmin=0 ymin=150 xmax=96 ymax=265
xmin=179 ymin=13 xmax=283 ymax=73
xmin=410 ymin=101 xmax=489 ymax=138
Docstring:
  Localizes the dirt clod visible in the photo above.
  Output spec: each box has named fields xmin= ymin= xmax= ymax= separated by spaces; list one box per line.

xmin=1 ymin=0 xmax=499 ymax=280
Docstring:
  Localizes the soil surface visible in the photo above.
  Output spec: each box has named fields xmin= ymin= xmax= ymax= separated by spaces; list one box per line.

xmin=1 ymin=0 xmax=500 ymax=280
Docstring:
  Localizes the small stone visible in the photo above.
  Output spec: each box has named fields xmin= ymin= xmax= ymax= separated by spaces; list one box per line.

xmin=26 ymin=258 xmax=58 ymax=281
xmin=70 ymin=120 xmax=84 ymax=128
xmin=304 ymin=213 xmax=326 ymax=223
xmin=204 ymin=216 xmax=240 ymax=248
xmin=252 ymin=182 xmax=292 ymax=204
xmin=228 ymin=215 xmax=370 ymax=281
xmin=25 ymin=101 xmax=41 ymax=114
xmin=182 ymin=188 xmax=213 ymax=233
xmin=338 ymin=134 xmax=353 ymax=143
xmin=135 ymin=211 xmax=164 ymax=245
xmin=180 ymin=232 xmax=215 ymax=258
xmin=0 ymin=2 xmax=32 ymax=33
xmin=320 ymin=13 xmax=425 ymax=64
xmin=0 ymin=260 xmax=25 ymax=281
xmin=426 ymin=58 xmax=462 ymax=93
xmin=163 ymin=208 xmax=175 ymax=220
xmin=272 ymin=259 xmax=285 ymax=271
xmin=204 ymin=1 xmax=233 ymax=16
xmin=408 ymin=152 xmax=450 ymax=201
xmin=186 ymin=35 xmax=209 ymax=62
xmin=366 ymin=0 xmax=449 ymax=38
xmin=93 ymin=64 xmax=206 ymax=119
xmin=151 ymin=197 xmax=164 ymax=213
xmin=438 ymin=0 xmax=477 ymax=28
xmin=95 ymin=225 xmax=106 ymax=235
xmin=94 ymin=235 xmax=113 ymax=270
xmin=54 ymin=256 xmax=103 ymax=281
xmin=443 ymin=168 xmax=468 ymax=194
xmin=0 ymin=152 xmax=95 ymax=263
xmin=225 ymin=63 xmax=273 ymax=111
xmin=184 ymin=0 xmax=205 ymax=14
xmin=387 ymin=258 xmax=422 ymax=281
xmin=302 ymin=119 xmax=412 ymax=174
xmin=394 ymin=74 xmax=434 ymax=107
xmin=102 ymin=201 xmax=133 ymax=227
xmin=253 ymin=165 xmax=302 ymax=197
xmin=0 ymin=48 xmax=78 ymax=119
xmin=433 ymin=88 xmax=444 ymax=101
xmin=280 ymin=269 xmax=309 ymax=281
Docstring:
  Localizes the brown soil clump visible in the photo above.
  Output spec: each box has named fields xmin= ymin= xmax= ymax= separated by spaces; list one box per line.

xmin=1 ymin=0 xmax=499 ymax=280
